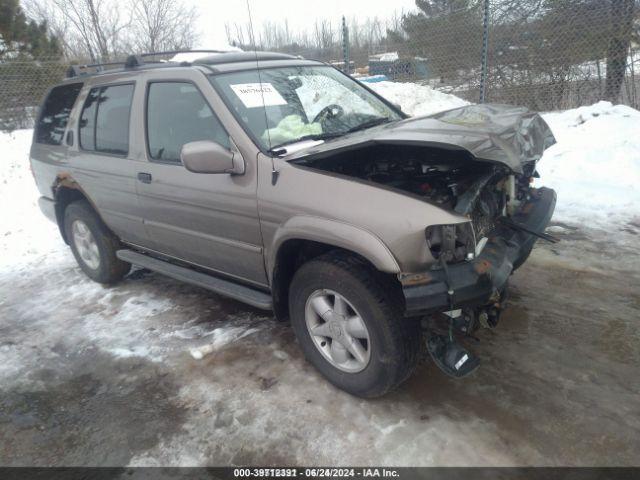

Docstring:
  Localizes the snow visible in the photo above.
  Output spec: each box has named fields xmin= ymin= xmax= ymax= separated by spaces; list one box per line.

xmin=0 ymin=129 xmax=62 ymax=272
xmin=0 ymin=130 xmax=263 ymax=367
xmin=189 ymin=326 xmax=261 ymax=359
xmin=273 ymin=349 xmax=289 ymax=361
xmin=170 ymin=46 xmax=242 ymax=63
xmin=368 ymin=80 xmax=470 ymax=116
xmin=538 ymin=101 xmax=640 ymax=228
xmin=370 ymin=52 xmax=400 ymax=62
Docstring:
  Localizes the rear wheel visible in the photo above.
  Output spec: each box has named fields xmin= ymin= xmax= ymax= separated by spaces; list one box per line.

xmin=289 ymin=252 xmax=420 ymax=398
xmin=64 ymin=200 xmax=131 ymax=284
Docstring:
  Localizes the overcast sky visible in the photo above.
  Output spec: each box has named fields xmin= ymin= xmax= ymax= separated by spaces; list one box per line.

xmin=190 ymin=0 xmax=418 ymax=49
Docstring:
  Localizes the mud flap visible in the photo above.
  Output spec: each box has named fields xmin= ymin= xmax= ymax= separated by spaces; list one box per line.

xmin=426 ymin=333 xmax=480 ymax=378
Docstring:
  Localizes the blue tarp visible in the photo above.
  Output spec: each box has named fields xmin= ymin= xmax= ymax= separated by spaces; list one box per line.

xmin=358 ymin=75 xmax=389 ymax=83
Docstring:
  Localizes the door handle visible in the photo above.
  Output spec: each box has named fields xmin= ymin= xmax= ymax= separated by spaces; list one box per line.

xmin=137 ymin=172 xmax=152 ymax=184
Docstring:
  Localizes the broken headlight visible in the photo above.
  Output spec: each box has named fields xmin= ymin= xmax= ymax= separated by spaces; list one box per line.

xmin=425 ymin=222 xmax=476 ymax=263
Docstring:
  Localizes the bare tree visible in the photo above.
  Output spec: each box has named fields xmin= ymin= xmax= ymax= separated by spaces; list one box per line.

xmin=128 ymin=0 xmax=199 ymax=53
xmin=24 ymin=0 xmax=200 ymax=60
xmin=53 ymin=0 xmax=130 ymax=60
xmin=225 ymin=21 xmax=254 ymax=48
xmin=224 ymin=13 xmax=410 ymax=63
xmin=313 ymin=19 xmax=335 ymax=55
xmin=24 ymin=0 xmax=129 ymax=61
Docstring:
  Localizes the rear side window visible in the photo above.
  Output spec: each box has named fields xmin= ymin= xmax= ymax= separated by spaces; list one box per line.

xmin=36 ymin=83 xmax=83 ymax=145
xmin=79 ymin=84 xmax=134 ymax=155
xmin=146 ymin=82 xmax=230 ymax=163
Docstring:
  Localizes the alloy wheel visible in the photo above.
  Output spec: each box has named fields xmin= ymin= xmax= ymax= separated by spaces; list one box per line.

xmin=71 ymin=220 xmax=100 ymax=270
xmin=304 ymin=289 xmax=371 ymax=373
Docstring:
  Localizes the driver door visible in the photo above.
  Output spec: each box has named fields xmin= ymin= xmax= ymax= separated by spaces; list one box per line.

xmin=134 ymin=71 xmax=267 ymax=287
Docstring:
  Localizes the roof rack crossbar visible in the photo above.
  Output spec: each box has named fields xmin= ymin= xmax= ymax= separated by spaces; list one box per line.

xmin=138 ymin=49 xmax=228 ymax=58
xmin=64 ymin=50 xmax=236 ymax=78
xmin=79 ymin=61 xmax=124 ymax=69
xmin=66 ymin=60 xmax=128 ymax=78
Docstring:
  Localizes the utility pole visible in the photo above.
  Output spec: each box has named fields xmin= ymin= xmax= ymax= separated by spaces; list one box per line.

xmin=342 ymin=16 xmax=350 ymax=75
xmin=479 ymin=0 xmax=490 ymax=103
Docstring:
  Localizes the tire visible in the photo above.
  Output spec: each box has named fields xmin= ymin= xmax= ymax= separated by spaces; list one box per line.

xmin=63 ymin=200 xmax=131 ymax=284
xmin=289 ymin=252 xmax=421 ymax=398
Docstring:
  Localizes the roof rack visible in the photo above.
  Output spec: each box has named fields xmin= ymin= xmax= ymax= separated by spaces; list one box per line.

xmin=139 ymin=49 xmax=228 ymax=58
xmin=65 ymin=49 xmax=230 ymax=78
xmin=66 ymin=60 xmax=128 ymax=78
xmin=194 ymin=51 xmax=296 ymax=66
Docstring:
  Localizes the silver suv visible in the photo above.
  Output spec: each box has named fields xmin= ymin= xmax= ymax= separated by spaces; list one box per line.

xmin=30 ymin=51 xmax=556 ymax=397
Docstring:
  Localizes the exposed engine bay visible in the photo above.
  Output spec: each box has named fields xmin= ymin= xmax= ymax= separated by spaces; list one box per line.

xmin=292 ymin=143 xmax=552 ymax=380
xmin=292 ymin=143 xmax=536 ymax=246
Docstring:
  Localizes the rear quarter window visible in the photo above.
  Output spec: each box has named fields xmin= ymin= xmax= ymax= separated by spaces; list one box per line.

xmin=35 ymin=83 xmax=83 ymax=145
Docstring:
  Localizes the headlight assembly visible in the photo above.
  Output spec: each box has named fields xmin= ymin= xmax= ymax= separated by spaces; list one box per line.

xmin=425 ymin=222 xmax=476 ymax=263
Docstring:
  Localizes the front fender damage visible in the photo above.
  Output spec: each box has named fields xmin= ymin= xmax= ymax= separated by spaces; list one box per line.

xmin=401 ymin=187 xmax=557 ymax=379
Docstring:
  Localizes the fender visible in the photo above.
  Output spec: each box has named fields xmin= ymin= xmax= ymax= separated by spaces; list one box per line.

xmin=267 ymin=215 xmax=401 ymax=282
xmin=51 ymin=173 xmax=105 ymax=243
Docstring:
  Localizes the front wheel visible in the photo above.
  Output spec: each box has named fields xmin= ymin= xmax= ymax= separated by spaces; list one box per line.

xmin=289 ymin=252 xmax=421 ymax=398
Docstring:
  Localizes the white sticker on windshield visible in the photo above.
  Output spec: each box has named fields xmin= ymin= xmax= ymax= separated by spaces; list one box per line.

xmin=230 ymin=83 xmax=287 ymax=108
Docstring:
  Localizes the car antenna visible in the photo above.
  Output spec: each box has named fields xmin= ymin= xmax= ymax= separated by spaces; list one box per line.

xmin=245 ymin=0 xmax=279 ymax=186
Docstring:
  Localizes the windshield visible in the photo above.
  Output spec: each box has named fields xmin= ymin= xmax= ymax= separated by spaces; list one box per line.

xmin=209 ymin=66 xmax=402 ymax=152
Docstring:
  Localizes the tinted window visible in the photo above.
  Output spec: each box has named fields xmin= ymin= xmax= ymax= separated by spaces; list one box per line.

xmin=146 ymin=82 xmax=230 ymax=163
xmin=79 ymin=84 xmax=134 ymax=155
xmin=36 ymin=83 xmax=83 ymax=145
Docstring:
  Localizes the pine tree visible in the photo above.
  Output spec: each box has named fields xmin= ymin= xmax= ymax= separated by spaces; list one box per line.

xmin=0 ymin=0 xmax=61 ymax=59
xmin=0 ymin=0 xmax=64 ymax=131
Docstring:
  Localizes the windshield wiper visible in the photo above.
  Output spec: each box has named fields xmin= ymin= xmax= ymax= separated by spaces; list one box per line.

xmin=267 ymin=132 xmax=343 ymax=154
xmin=344 ymin=116 xmax=393 ymax=134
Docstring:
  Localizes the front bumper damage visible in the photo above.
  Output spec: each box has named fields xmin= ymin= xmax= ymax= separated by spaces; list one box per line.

xmin=400 ymin=187 xmax=557 ymax=316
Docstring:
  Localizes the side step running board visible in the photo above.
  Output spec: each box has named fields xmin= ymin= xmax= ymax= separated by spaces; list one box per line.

xmin=116 ymin=249 xmax=273 ymax=310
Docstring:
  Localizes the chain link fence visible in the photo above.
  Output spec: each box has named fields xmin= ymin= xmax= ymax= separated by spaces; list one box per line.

xmin=355 ymin=0 xmax=639 ymax=111
xmin=484 ymin=0 xmax=639 ymax=111
xmin=1 ymin=1 xmax=638 ymax=131
xmin=0 ymin=57 xmax=69 ymax=131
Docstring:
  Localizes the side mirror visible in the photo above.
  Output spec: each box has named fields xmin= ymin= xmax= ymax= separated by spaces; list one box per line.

xmin=393 ymin=103 xmax=403 ymax=112
xmin=180 ymin=140 xmax=245 ymax=175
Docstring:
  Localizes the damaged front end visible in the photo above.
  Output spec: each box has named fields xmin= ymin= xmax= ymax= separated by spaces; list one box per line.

xmin=403 ymin=186 xmax=556 ymax=378
xmin=400 ymin=186 xmax=557 ymax=314
xmin=289 ymin=104 xmax=558 ymax=378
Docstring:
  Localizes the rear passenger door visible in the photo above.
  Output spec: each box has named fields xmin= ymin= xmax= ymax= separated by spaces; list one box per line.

xmin=135 ymin=73 xmax=267 ymax=287
xmin=68 ymin=81 xmax=148 ymax=246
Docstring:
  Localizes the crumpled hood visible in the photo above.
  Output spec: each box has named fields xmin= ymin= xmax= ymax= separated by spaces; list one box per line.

xmin=286 ymin=104 xmax=556 ymax=174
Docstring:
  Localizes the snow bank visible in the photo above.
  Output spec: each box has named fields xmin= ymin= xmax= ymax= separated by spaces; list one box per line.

xmin=0 ymin=129 xmax=64 ymax=271
xmin=368 ymin=81 xmax=469 ymax=116
xmin=539 ymin=101 xmax=640 ymax=227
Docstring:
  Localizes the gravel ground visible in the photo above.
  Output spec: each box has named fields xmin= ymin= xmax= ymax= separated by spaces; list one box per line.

xmin=1 ymin=219 xmax=639 ymax=466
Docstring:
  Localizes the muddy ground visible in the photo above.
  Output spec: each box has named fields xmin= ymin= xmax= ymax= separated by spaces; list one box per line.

xmin=1 ymin=221 xmax=639 ymax=466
